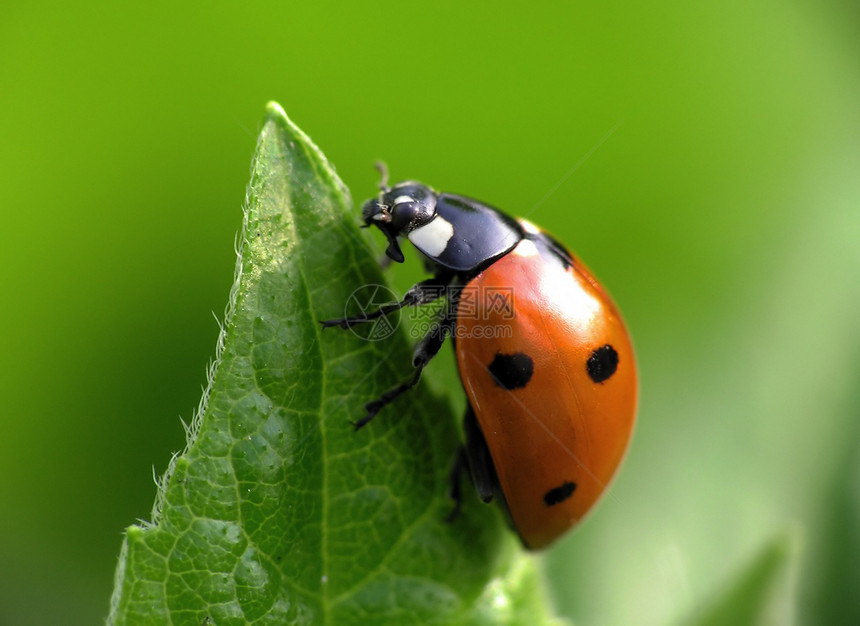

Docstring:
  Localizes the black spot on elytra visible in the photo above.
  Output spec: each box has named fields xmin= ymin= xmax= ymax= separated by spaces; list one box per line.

xmin=487 ymin=352 xmax=534 ymax=390
xmin=544 ymin=481 xmax=577 ymax=506
xmin=587 ymin=344 xmax=618 ymax=383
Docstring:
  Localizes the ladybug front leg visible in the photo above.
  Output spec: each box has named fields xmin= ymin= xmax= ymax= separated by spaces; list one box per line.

xmin=447 ymin=405 xmax=497 ymax=521
xmin=352 ymin=309 xmax=455 ymax=429
xmin=320 ymin=274 xmax=452 ymax=330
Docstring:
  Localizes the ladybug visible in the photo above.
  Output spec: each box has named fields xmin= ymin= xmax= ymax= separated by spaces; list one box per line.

xmin=322 ymin=172 xmax=637 ymax=549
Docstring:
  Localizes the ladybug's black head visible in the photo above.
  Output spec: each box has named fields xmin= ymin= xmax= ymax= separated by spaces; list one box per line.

xmin=361 ymin=182 xmax=438 ymax=263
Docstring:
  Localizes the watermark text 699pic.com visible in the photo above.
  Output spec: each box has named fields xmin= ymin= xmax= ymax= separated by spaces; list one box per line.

xmin=340 ymin=284 xmax=516 ymax=342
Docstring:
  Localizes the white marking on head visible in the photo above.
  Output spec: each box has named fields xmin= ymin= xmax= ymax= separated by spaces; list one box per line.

xmin=407 ymin=216 xmax=454 ymax=257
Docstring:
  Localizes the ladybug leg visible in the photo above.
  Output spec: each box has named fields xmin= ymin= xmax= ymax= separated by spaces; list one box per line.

xmin=353 ymin=367 xmax=423 ymax=430
xmin=353 ymin=308 xmax=454 ymax=429
xmin=320 ymin=274 xmax=452 ymax=330
xmin=462 ymin=406 xmax=496 ymax=504
xmin=447 ymin=405 xmax=497 ymax=522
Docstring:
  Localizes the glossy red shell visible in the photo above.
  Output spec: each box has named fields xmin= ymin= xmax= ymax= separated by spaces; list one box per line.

xmin=455 ymin=237 xmax=638 ymax=549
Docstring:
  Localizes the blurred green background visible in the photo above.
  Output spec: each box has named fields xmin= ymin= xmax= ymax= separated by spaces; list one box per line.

xmin=2 ymin=2 xmax=858 ymax=624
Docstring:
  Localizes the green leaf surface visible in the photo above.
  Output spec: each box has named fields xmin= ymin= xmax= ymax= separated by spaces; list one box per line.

xmin=108 ymin=103 xmax=560 ymax=625
xmin=682 ymin=533 xmax=798 ymax=626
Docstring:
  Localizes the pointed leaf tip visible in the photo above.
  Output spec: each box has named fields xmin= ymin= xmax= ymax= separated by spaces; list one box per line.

xmin=108 ymin=104 xmax=554 ymax=625
xmin=265 ymin=100 xmax=288 ymax=120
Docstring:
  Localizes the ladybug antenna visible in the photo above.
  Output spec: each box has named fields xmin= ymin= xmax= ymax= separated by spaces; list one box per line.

xmin=374 ymin=161 xmax=390 ymax=192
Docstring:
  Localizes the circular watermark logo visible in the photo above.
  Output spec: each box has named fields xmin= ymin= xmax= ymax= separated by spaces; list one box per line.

xmin=342 ymin=284 xmax=401 ymax=342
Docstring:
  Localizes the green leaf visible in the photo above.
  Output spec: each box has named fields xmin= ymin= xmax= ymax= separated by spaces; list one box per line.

xmin=682 ymin=532 xmax=798 ymax=626
xmin=108 ymin=102 xmax=561 ymax=625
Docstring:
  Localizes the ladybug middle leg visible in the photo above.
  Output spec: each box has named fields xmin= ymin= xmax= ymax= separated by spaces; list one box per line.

xmin=322 ymin=273 xmax=460 ymax=429
xmin=352 ymin=307 xmax=456 ymax=429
